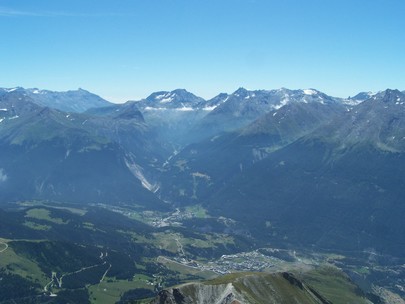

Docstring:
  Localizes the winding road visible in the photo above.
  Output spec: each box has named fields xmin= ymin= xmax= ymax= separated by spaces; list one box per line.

xmin=175 ymin=237 xmax=185 ymax=256
xmin=44 ymin=259 xmax=111 ymax=294
xmin=0 ymin=240 xmax=8 ymax=253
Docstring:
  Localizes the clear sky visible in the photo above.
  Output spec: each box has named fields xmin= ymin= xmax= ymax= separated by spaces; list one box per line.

xmin=0 ymin=0 xmax=404 ymax=103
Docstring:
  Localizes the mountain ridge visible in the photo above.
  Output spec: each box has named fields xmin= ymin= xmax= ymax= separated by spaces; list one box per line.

xmin=151 ymin=268 xmax=371 ymax=304
xmin=0 ymin=90 xmax=166 ymax=207
xmin=0 ymin=87 xmax=113 ymax=113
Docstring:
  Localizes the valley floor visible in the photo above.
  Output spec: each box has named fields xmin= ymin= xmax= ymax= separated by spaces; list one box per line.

xmin=0 ymin=202 xmax=404 ymax=304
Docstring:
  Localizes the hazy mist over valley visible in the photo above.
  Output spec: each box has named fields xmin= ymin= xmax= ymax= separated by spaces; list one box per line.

xmin=1 ymin=1 xmax=405 ymax=303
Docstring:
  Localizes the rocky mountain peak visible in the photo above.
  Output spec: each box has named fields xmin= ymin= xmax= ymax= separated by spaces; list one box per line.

xmin=374 ymin=89 xmax=404 ymax=103
xmin=140 ymin=89 xmax=206 ymax=110
xmin=232 ymin=87 xmax=250 ymax=97
xmin=113 ymin=102 xmax=144 ymax=121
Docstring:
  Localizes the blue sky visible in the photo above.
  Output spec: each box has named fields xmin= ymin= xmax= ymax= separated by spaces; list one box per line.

xmin=0 ymin=0 xmax=404 ymax=102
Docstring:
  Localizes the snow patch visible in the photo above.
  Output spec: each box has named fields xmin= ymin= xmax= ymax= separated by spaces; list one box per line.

xmin=203 ymin=105 xmax=217 ymax=111
xmin=144 ymin=107 xmax=166 ymax=111
xmin=244 ymin=93 xmax=255 ymax=99
xmin=343 ymin=99 xmax=362 ymax=106
xmin=160 ymin=97 xmax=173 ymax=103
xmin=0 ymin=169 xmax=7 ymax=182
xmin=155 ymin=94 xmax=166 ymax=100
xmin=145 ymin=106 xmax=197 ymax=111
xmin=273 ymin=96 xmax=289 ymax=110
xmin=9 ymin=115 xmax=19 ymax=120
xmin=176 ymin=107 xmax=194 ymax=112
xmin=158 ymin=92 xmax=175 ymax=103
xmin=303 ymin=89 xmax=317 ymax=95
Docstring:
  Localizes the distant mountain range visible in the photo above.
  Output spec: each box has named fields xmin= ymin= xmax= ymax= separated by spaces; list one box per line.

xmin=0 ymin=89 xmax=165 ymax=207
xmin=160 ymin=89 xmax=405 ymax=256
xmin=1 ymin=85 xmax=404 ymax=260
xmin=0 ymin=87 xmax=112 ymax=113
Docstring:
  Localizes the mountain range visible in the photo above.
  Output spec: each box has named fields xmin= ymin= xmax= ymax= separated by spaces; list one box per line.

xmin=189 ymin=89 xmax=405 ymax=256
xmin=0 ymin=87 xmax=112 ymax=113
xmin=0 ymin=89 xmax=164 ymax=207
xmin=1 ymin=85 xmax=404 ymax=260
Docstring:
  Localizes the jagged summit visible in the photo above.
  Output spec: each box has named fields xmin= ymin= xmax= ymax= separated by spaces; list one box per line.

xmin=232 ymin=87 xmax=250 ymax=97
xmin=305 ymin=89 xmax=405 ymax=154
xmin=350 ymin=91 xmax=377 ymax=101
xmin=113 ymin=102 xmax=145 ymax=121
xmin=139 ymin=89 xmax=206 ymax=110
xmin=372 ymin=88 xmax=404 ymax=103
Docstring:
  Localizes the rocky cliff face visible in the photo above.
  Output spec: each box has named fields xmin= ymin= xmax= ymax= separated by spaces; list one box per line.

xmin=152 ymin=283 xmax=241 ymax=304
xmin=150 ymin=271 xmax=365 ymax=304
